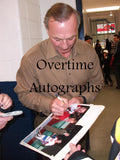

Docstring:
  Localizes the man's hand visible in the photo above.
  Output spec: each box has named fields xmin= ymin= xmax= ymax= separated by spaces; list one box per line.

xmin=0 ymin=94 xmax=12 ymax=109
xmin=69 ymin=96 xmax=84 ymax=106
xmin=64 ymin=143 xmax=85 ymax=160
xmin=50 ymin=97 xmax=69 ymax=116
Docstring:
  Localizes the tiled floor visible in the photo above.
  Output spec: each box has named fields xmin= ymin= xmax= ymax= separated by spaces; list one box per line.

xmin=88 ymin=75 xmax=120 ymax=160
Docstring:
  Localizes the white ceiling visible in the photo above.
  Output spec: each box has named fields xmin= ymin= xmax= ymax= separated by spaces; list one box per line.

xmin=82 ymin=0 xmax=120 ymax=10
xmin=82 ymin=0 xmax=120 ymax=20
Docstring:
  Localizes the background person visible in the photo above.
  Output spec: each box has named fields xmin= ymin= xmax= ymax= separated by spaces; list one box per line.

xmin=102 ymin=49 xmax=113 ymax=87
xmin=112 ymin=34 xmax=120 ymax=89
xmin=105 ymin=38 xmax=111 ymax=54
xmin=84 ymin=35 xmax=93 ymax=45
xmin=95 ymin=39 xmax=103 ymax=68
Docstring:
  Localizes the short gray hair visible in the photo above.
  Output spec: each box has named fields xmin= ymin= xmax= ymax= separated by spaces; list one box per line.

xmin=44 ymin=3 xmax=81 ymax=29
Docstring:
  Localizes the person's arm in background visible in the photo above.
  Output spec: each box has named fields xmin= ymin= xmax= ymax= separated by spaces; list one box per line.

xmin=0 ymin=94 xmax=13 ymax=130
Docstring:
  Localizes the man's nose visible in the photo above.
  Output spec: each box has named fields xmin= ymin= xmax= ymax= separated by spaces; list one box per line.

xmin=61 ymin=40 xmax=69 ymax=49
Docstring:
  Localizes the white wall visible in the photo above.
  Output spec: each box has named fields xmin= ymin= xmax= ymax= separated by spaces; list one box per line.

xmin=0 ymin=0 xmax=76 ymax=81
xmin=18 ymin=0 xmax=42 ymax=54
xmin=0 ymin=0 xmax=22 ymax=81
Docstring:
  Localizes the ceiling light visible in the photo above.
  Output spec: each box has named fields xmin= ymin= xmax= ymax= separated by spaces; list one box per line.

xmin=86 ymin=6 xmax=120 ymax=13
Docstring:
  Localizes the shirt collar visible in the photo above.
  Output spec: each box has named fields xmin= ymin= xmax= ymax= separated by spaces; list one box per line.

xmin=46 ymin=39 xmax=59 ymax=59
xmin=71 ymin=39 xmax=80 ymax=58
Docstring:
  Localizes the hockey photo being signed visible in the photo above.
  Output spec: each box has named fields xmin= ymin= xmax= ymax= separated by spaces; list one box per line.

xmin=33 ymin=104 xmax=89 ymax=155
xmin=20 ymin=104 xmax=105 ymax=160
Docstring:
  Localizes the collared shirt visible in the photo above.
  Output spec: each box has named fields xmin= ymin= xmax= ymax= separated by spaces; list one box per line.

xmin=14 ymin=39 xmax=103 ymax=115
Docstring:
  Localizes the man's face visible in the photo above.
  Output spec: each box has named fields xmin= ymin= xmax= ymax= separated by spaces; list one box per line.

xmin=86 ymin=39 xmax=92 ymax=44
xmin=47 ymin=14 xmax=78 ymax=57
xmin=113 ymin=36 xmax=119 ymax=43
